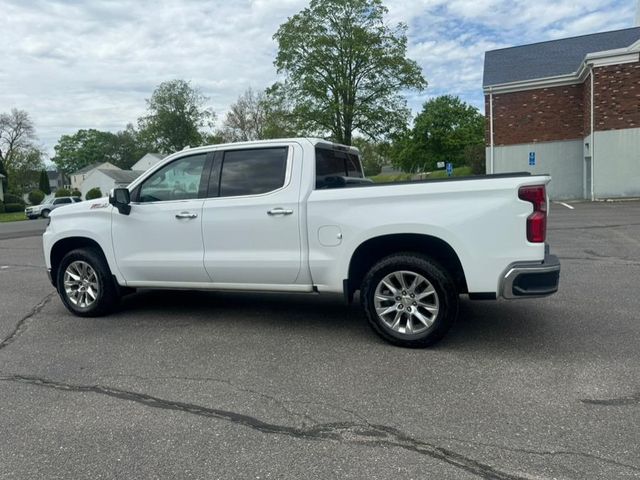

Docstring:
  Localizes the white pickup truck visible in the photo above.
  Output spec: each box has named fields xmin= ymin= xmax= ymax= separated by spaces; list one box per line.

xmin=43 ymin=138 xmax=560 ymax=347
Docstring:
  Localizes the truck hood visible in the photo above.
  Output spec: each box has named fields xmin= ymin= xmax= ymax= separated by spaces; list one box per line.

xmin=49 ymin=198 xmax=111 ymax=218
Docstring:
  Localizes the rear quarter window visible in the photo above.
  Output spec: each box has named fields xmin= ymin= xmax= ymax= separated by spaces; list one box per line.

xmin=315 ymin=147 xmax=363 ymax=189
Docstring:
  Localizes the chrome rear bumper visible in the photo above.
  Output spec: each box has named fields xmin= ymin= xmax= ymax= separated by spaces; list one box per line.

xmin=501 ymin=252 xmax=560 ymax=299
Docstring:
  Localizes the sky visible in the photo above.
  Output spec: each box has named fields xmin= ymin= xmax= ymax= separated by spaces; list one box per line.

xmin=1 ymin=0 xmax=637 ymax=157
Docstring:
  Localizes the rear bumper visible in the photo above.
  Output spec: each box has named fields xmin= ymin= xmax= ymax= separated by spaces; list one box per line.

xmin=500 ymin=251 xmax=560 ymax=299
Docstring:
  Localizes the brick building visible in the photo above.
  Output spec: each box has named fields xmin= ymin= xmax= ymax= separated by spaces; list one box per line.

xmin=483 ymin=27 xmax=640 ymax=199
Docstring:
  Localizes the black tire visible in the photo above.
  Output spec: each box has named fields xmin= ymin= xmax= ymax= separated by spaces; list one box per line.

xmin=361 ymin=253 xmax=458 ymax=348
xmin=41 ymin=209 xmax=50 ymax=218
xmin=56 ymin=248 xmax=120 ymax=317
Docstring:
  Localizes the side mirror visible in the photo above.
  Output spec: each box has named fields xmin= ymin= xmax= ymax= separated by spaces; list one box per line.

xmin=109 ymin=188 xmax=131 ymax=215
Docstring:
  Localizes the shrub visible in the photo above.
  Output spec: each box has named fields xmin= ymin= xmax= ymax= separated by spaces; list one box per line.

xmin=28 ymin=189 xmax=45 ymax=205
xmin=71 ymin=189 xmax=81 ymax=197
xmin=55 ymin=188 xmax=71 ymax=198
xmin=4 ymin=193 xmax=25 ymax=205
xmin=85 ymin=187 xmax=103 ymax=200
xmin=4 ymin=203 xmax=24 ymax=213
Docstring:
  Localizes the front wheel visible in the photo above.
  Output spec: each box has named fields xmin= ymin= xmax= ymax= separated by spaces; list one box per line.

xmin=361 ymin=253 xmax=458 ymax=348
xmin=56 ymin=248 xmax=120 ymax=317
xmin=41 ymin=209 xmax=50 ymax=218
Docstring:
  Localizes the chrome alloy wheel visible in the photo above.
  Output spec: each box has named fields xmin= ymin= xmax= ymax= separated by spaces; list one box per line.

xmin=373 ymin=270 xmax=440 ymax=335
xmin=63 ymin=260 xmax=99 ymax=308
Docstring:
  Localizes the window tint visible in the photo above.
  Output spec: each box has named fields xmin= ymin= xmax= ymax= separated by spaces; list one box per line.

xmin=219 ymin=148 xmax=288 ymax=197
xmin=315 ymin=147 xmax=363 ymax=188
xmin=139 ymin=154 xmax=207 ymax=203
xmin=72 ymin=197 xmax=82 ymax=202
xmin=54 ymin=198 xmax=72 ymax=205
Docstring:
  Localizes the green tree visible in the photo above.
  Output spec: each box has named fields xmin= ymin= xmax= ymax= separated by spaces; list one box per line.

xmin=392 ymin=95 xmax=485 ymax=172
xmin=52 ymin=126 xmax=151 ymax=175
xmin=39 ymin=169 xmax=51 ymax=194
xmin=352 ymin=138 xmax=388 ymax=176
xmin=138 ymin=80 xmax=214 ymax=154
xmin=6 ymin=146 xmax=45 ymax=194
xmin=261 ymin=84 xmax=299 ymax=139
xmin=273 ymin=0 xmax=426 ymax=145
xmin=112 ymin=124 xmax=152 ymax=169
xmin=52 ymin=129 xmax=118 ymax=175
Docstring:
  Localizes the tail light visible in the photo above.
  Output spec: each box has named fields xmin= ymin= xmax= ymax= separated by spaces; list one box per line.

xmin=518 ymin=185 xmax=547 ymax=243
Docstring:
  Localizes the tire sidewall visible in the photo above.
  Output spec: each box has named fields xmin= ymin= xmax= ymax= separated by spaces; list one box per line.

xmin=56 ymin=249 xmax=115 ymax=317
xmin=362 ymin=255 xmax=458 ymax=347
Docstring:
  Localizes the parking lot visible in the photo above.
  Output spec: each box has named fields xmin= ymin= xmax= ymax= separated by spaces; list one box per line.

xmin=0 ymin=201 xmax=639 ymax=479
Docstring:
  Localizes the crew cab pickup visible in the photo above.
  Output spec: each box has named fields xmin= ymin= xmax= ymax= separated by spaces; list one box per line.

xmin=43 ymin=138 xmax=560 ymax=347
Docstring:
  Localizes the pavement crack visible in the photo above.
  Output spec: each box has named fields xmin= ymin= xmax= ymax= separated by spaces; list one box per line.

xmin=0 ymin=373 xmax=529 ymax=480
xmin=581 ymin=392 xmax=640 ymax=406
xmin=104 ymin=372 xmax=322 ymax=425
xmin=0 ymin=292 xmax=55 ymax=351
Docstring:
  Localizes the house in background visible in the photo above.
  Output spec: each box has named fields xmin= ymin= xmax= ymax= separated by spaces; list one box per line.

xmin=70 ymin=162 xmax=119 ymax=192
xmin=80 ymin=169 xmax=144 ymax=199
xmin=132 ymin=153 xmax=165 ymax=172
xmin=484 ymin=26 xmax=640 ymax=200
xmin=47 ymin=170 xmax=69 ymax=192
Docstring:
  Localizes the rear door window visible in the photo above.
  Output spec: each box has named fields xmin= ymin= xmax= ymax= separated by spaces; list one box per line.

xmin=218 ymin=147 xmax=288 ymax=197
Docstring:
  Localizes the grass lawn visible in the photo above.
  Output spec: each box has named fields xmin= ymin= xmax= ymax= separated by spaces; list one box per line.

xmin=427 ymin=166 xmax=474 ymax=178
xmin=0 ymin=211 xmax=28 ymax=223
xmin=369 ymin=173 xmax=414 ymax=183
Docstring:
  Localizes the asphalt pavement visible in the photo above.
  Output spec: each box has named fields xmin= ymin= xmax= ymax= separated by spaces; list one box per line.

xmin=0 ymin=201 xmax=639 ymax=479
xmin=0 ymin=218 xmax=48 ymax=240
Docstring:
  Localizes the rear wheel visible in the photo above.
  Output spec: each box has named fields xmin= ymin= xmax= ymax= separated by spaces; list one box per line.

xmin=56 ymin=248 xmax=120 ymax=317
xmin=361 ymin=253 xmax=458 ymax=348
xmin=41 ymin=209 xmax=50 ymax=218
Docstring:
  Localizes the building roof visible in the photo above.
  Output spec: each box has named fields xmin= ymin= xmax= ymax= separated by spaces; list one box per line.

xmin=0 ymin=173 xmax=5 ymax=178
xmin=97 ymin=169 xmax=143 ymax=184
xmin=72 ymin=162 xmax=103 ymax=176
xmin=484 ymin=27 xmax=640 ymax=87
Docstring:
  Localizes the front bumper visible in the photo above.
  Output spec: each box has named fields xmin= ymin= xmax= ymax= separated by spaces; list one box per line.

xmin=501 ymin=251 xmax=560 ymax=299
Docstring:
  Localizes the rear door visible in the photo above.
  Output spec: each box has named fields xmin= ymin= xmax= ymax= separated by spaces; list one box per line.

xmin=201 ymin=144 xmax=303 ymax=285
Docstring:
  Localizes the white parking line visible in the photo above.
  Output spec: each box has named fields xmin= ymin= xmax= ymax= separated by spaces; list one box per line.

xmin=555 ymin=202 xmax=575 ymax=210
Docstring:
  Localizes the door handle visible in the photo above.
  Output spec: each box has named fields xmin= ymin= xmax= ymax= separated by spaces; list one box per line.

xmin=175 ymin=212 xmax=198 ymax=219
xmin=267 ymin=208 xmax=294 ymax=216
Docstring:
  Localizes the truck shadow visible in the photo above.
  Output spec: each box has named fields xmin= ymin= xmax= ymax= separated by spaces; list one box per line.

xmin=118 ymin=290 xmax=557 ymax=355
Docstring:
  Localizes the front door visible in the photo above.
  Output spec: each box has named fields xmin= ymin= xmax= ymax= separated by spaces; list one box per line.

xmin=112 ymin=152 xmax=212 ymax=285
xmin=202 ymin=145 xmax=302 ymax=285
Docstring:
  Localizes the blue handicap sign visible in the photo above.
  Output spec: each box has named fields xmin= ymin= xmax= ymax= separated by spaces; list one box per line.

xmin=529 ymin=152 xmax=536 ymax=166
xmin=446 ymin=162 xmax=453 ymax=176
